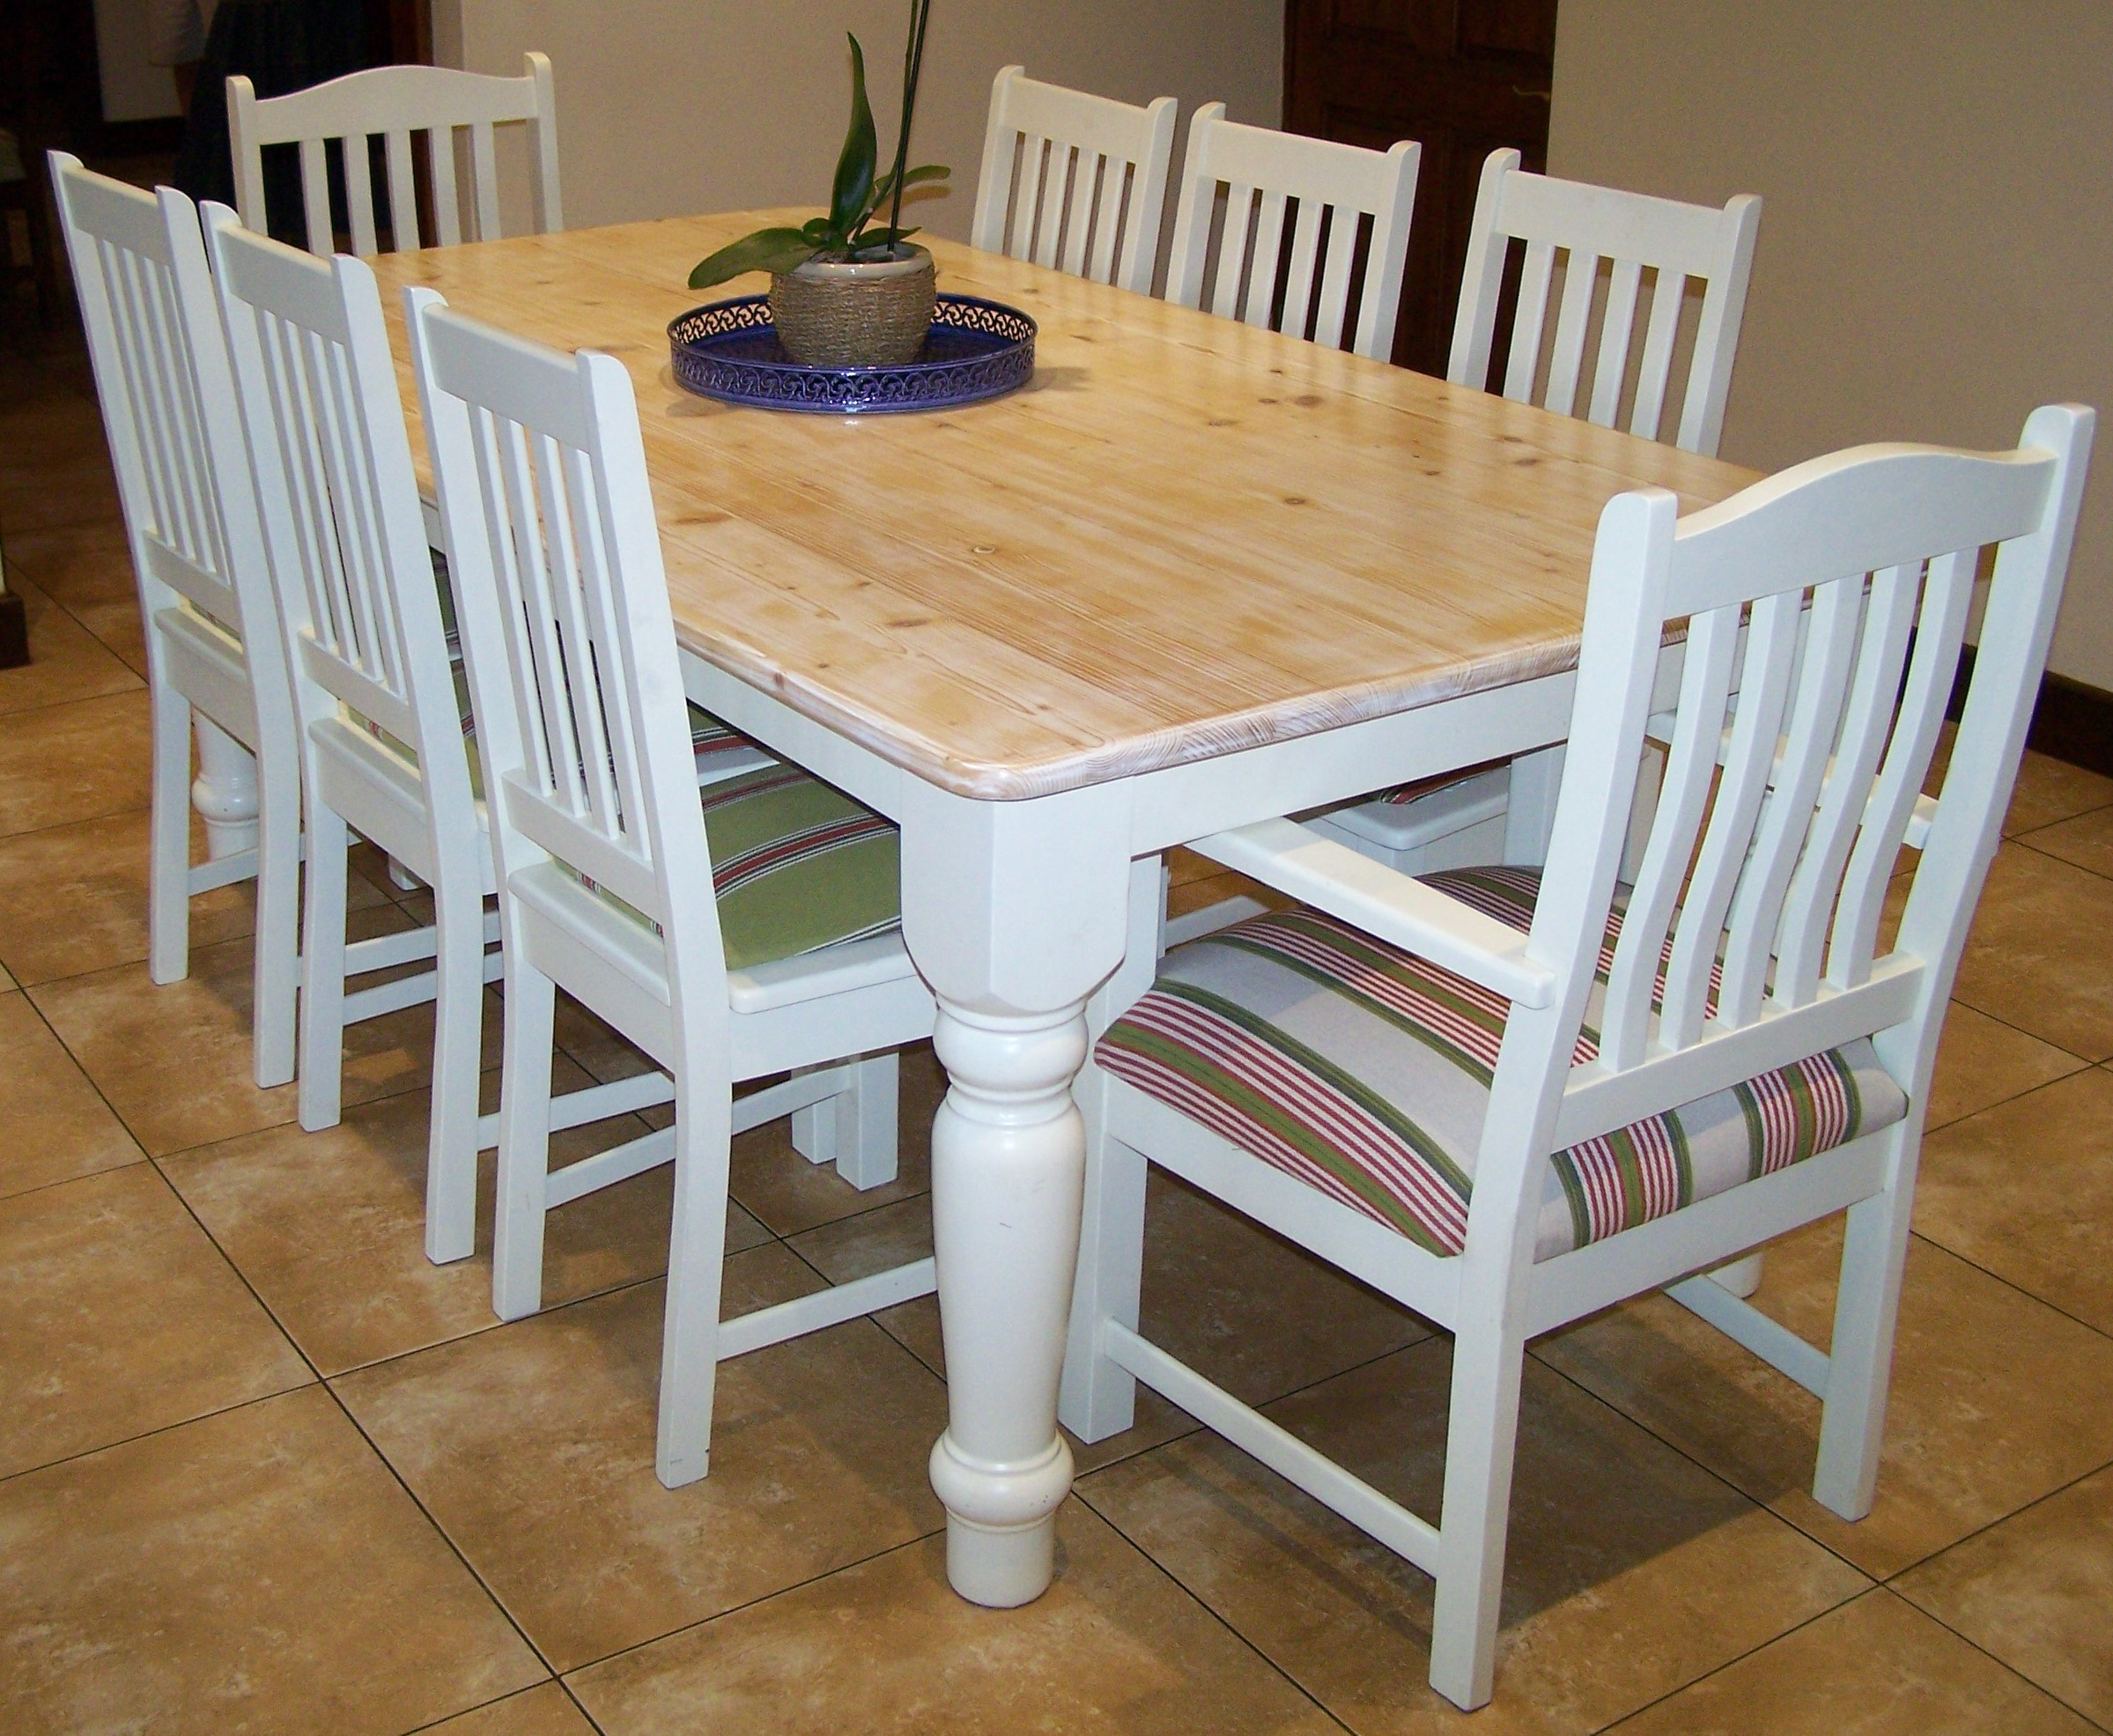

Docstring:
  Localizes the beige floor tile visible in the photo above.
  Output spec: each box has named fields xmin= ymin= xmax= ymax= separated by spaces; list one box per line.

xmin=1537 ymin=1225 xmax=2113 ymax=1578
xmin=566 ymin=1499 xmax=1339 ymax=1736
xmin=1948 ymin=842 xmax=2113 ymax=1060
xmin=0 ymin=420 xmax=121 ymax=534
xmin=334 ymin=1261 xmax=950 ymax=1671
xmin=0 ymin=1385 xmax=546 ymax=1736
xmin=2021 ymin=802 xmax=2113 ymax=881
xmin=1082 ymin=1343 xmax=1868 ymax=1735
xmin=1922 ymin=1001 xmax=2090 ymax=1130
xmin=0 ymin=990 xmax=144 ymax=1199
xmin=161 ymin=1066 xmax=760 ymax=1376
xmin=1602 ymin=1588 xmax=2096 ymax=1734
xmin=0 ymin=959 xmax=13 ymax=991
xmin=1915 ymin=1067 xmax=2113 ymax=1334
xmin=423 ymin=1683 xmax=597 ymax=1735
xmin=0 ymin=807 xmax=388 ymax=987
xmin=2002 ymin=750 xmax=2113 ymax=838
xmin=30 ymin=914 xmax=488 ymax=1157
xmin=1 ymin=521 xmax=149 ymax=676
xmin=0 ymin=690 xmax=151 ymax=838
xmin=727 ymin=1042 xmax=945 ymax=1236
xmin=1894 ymin=1461 xmax=2113 ymax=1728
xmin=0 ymin=1164 xmax=312 ymax=1478
xmin=0 ymin=575 xmax=141 ymax=716
xmin=1165 ymin=867 xmax=1291 ymax=924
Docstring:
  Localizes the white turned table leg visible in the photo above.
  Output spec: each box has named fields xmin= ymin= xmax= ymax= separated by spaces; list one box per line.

xmin=897 ymin=778 xmax=1133 ymax=1608
xmin=191 ymin=716 xmax=260 ymax=859
xmin=926 ymin=1001 xmax=1088 ymax=1604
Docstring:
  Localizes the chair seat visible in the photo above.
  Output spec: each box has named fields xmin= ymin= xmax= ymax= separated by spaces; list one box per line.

xmin=565 ymin=762 xmax=902 ymax=971
xmin=1097 ymin=865 xmax=1909 ymax=1260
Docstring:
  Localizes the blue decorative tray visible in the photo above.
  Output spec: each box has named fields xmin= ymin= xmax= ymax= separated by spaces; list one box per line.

xmin=668 ymin=293 xmax=1035 ymax=414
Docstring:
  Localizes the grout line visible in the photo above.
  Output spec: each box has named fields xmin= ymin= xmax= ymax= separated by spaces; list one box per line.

xmin=2012 ymin=831 xmax=2113 ymax=887
xmin=0 ymin=1379 xmax=314 ymax=1492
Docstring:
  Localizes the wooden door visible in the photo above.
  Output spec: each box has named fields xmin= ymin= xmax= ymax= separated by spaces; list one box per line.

xmin=1283 ymin=0 xmax=1555 ymax=375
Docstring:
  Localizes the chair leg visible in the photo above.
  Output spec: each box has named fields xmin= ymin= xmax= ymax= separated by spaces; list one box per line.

xmin=1060 ymin=855 xmax=1163 ymax=1443
xmin=147 ymin=685 xmax=193 ymax=986
xmin=1502 ymin=743 xmax=1566 ymax=868
xmin=1058 ymin=1087 xmax=1146 ymax=1443
xmin=249 ymin=751 xmax=301 ymax=1089
xmin=297 ymin=809 xmax=351 ymax=1133
xmin=1709 ymin=1252 xmax=1764 ymax=1297
xmin=793 ymin=1052 xmax=900 ymax=1189
xmin=423 ymin=869 xmax=485 ymax=1266
xmin=1813 ymin=1140 xmax=1917 ymax=1519
xmin=1429 ymin=1314 xmax=1530 ymax=1711
xmin=491 ymin=961 xmax=557 ymax=1320
xmin=657 ymin=1072 xmax=735 ymax=1489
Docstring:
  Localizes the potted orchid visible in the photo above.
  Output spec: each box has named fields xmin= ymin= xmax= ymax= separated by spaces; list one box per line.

xmin=688 ymin=0 xmax=948 ymax=367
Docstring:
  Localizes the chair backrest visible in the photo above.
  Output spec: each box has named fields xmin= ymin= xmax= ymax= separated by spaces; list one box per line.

xmin=227 ymin=53 xmax=561 ymax=256
xmin=971 ymin=65 xmax=1177 ymax=297
xmin=203 ymin=204 xmax=469 ymax=814
xmin=1166 ymin=106 xmax=1419 ymax=363
xmin=1482 ymin=405 xmax=2094 ymax=1236
xmin=1451 ymin=148 xmax=1761 ymax=458
xmin=405 ymin=287 xmax=728 ymax=995
xmin=47 ymin=154 xmax=278 ymax=663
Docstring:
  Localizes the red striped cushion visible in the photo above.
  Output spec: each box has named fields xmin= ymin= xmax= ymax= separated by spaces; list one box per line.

xmin=1097 ymin=867 xmax=1908 ymax=1260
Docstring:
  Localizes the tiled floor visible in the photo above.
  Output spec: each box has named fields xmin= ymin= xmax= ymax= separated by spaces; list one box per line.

xmin=6 ymin=310 xmax=2113 ymax=1734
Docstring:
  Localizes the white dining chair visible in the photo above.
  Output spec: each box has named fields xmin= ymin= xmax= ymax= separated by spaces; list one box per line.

xmin=48 ymin=156 xmax=301 ymax=1090
xmin=408 ymin=286 xmax=940 ymax=1486
xmin=971 ymin=65 xmax=1177 ymax=298
xmin=1165 ymin=105 xmax=1419 ymax=363
xmin=227 ymin=52 xmax=561 ymax=256
xmin=1065 ymin=403 xmax=2095 ymax=1709
xmin=205 ymin=206 xmax=771 ymax=1265
xmin=1312 ymin=149 xmax=1763 ymax=881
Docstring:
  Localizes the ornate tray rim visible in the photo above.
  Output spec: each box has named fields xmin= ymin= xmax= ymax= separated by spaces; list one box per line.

xmin=668 ymin=292 xmax=1037 ymax=415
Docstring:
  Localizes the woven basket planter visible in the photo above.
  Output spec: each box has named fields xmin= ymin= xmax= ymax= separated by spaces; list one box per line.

xmin=769 ymin=245 xmax=936 ymax=368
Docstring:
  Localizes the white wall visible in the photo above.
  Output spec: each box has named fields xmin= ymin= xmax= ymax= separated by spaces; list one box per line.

xmin=434 ymin=0 xmax=1281 ymax=246
xmin=1548 ymin=0 xmax=2113 ymax=690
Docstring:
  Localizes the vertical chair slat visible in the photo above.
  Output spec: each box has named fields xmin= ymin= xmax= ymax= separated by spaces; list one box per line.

xmin=1774 ymin=566 xmax=1919 ymax=1006
xmin=1242 ymin=190 xmax=1288 ymax=329
xmin=1829 ymin=546 xmax=1980 ymax=987
xmin=298 ymin=138 xmax=333 ymax=255
xmin=1717 ymin=573 xmax=1863 ymax=1024
xmin=1628 ymin=270 xmax=1685 ymax=444
xmin=1541 ymin=249 xmax=1600 ymax=420
xmin=1059 ymin=151 xmax=1099 ymax=277
xmin=1586 ymin=257 xmax=1644 ymax=429
xmin=1278 ymin=199 xmax=1321 ymax=342
xmin=344 ymin=135 xmax=380 ymax=257
xmin=1659 ymin=588 xmax=1803 ymax=1048
xmin=1598 ymin=607 xmax=1741 ymax=1071
xmin=1503 ymin=239 xmax=1557 ymax=403
xmin=1211 ymin=185 xmax=1254 ymax=321
xmin=429 ymin=128 xmax=462 ymax=247
xmin=1087 ymin=158 xmax=1126 ymax=286
xmin=470 ymin=123 xmax=501 ymax=241
xmin=1015 ymin=135 xmax=1050 ymax=261
xmin=1032 ymin=146 xmax=1072 ymax=269
xmin=1311 ymin=203 xmax=1360 ymax=351
xmin=384 ymin=129 xmax=419 ymax=249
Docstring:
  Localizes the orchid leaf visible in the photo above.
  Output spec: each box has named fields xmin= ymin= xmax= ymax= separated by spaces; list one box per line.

xmin=829 ymin=34 xmax=878 ymax=240
xmin=800 ymin=216 xmax=835 ymax=246
xmin=848 ymin=225 xmax=920 ymax=255
xmin=687 ymin=227 xmax=817 ymax=290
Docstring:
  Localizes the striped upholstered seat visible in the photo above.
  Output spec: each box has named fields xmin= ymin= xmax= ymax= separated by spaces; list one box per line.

xmin=1097 ymin=865 xmax=1909 ymax=1261
xmin=563 ymin=763 xmax=901 ymax=971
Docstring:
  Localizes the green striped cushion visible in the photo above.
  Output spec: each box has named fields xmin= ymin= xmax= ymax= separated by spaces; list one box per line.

xmin=563 ymin=763 xmax=901 ymax=971
xmin=1096 ymin=866 xmax=1908 ymax=1260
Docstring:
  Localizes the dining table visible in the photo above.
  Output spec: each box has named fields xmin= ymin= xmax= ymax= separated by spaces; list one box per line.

xmin=366 ymin=209 xmax=1755 ymax=1611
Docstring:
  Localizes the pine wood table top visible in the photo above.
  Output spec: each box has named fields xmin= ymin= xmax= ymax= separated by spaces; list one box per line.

xmin=369 ymin=212 xmax=1757 ymax=801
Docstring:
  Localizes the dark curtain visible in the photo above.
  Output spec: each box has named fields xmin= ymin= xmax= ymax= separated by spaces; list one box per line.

xmin=174 ymin=0 xmax=371 ymax=242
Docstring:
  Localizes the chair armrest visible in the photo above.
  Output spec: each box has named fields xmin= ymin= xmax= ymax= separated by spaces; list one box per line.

xmin=1188 ymin=817 xmax=1558 ymax=1008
